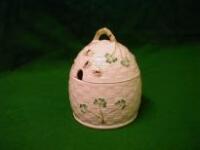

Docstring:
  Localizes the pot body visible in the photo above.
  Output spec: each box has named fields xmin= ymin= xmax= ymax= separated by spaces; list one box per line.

xmin=69 ymin=76 xmax=141 ymax=129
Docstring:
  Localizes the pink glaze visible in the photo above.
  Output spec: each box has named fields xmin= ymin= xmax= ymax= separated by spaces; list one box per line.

xmin=68 ymin=27 xmax=142 ymax=129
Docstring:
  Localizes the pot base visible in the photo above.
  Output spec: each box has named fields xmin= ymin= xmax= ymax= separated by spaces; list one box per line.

xmin=73 ymin=112 xmax=138 ymax=129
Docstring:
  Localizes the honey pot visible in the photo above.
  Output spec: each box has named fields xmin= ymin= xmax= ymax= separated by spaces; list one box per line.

xmin=69 ymin=27 xmax=142 ymax=129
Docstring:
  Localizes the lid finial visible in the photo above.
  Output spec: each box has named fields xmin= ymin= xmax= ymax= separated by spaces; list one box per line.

xmin=93 ymin=27 xmax=116 ymax=42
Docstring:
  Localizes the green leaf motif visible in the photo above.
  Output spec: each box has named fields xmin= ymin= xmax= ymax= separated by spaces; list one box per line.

xmin=121 ymin=59 xmax=130 ymax=67
xmin=105 ymin=53 xmax=118 ymax=64
xmin=94 ymin=98 xmax=107 ymax=108
xmin=115 ymin=99 xmax=126 ymax=110
xmin=80 ymin=104 xmax=88 ymax=113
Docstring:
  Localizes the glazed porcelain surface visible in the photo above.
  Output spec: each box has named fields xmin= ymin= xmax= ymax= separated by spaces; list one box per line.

xmin=69 ymin=27 xmax=142 ymax=129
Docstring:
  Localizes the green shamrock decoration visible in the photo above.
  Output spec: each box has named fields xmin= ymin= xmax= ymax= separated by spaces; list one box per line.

xmin=121 ymin=58 xmax=130 ymax=67
xmin=115 ymin=99 xmax=126 ymax=110
xmin=105 ymin=53 xmax=118 ymax=64
xmin=94 ymin=98 xmax=107 ymax=108
xmin=94 ymin=98 xmax=107 ymax=124
xmin=80 ymin=104 xmax=88 ymax=113
xmin=79 ymin=98 xmax=127 ymax=124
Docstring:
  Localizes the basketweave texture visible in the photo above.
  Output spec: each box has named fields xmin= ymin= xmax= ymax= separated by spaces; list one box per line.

xmin=70 ymin=40 xmax=140 ymax=83
xmin=68 ymin=27 xmax=142 ymax=129
xmin=69 ymin=77 xmax=141 ymax=128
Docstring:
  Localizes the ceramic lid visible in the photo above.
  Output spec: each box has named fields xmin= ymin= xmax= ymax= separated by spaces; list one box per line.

xmin=70 ymin=27 xmax=140 ymax=83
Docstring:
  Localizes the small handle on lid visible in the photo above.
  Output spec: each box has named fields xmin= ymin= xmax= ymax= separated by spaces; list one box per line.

xmin=93 ymin=27 xmax=116 ymax=42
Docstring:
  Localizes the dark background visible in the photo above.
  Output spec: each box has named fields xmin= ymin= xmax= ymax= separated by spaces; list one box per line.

xmin=0 ymin=1 xmax=200 ymax=150
xmin=0 ymin=0 xmax=200 ymax=71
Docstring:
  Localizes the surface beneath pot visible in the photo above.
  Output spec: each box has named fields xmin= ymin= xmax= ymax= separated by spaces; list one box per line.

xmin=0 ymin=44 xmax=199 ymax=150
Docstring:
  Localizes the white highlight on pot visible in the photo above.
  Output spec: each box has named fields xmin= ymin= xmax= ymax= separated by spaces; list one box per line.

xmin=92 ymin=54 xmax=106 ymax=68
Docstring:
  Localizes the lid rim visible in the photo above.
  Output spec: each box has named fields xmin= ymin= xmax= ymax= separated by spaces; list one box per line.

xmin=70 ymin=73 xmax=140 ymax=85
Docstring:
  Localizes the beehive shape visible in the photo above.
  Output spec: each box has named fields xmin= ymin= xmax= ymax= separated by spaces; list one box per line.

xmin=70 ymin=32 xmax=140 ymax=83
xmin=69 ymin=27 xmax=142 ymax=129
